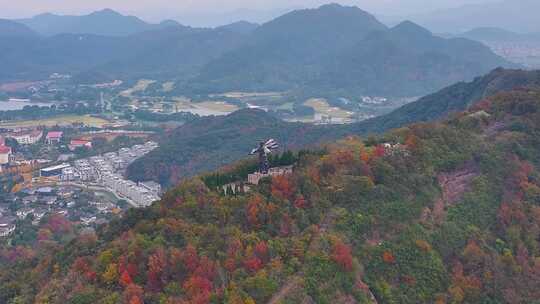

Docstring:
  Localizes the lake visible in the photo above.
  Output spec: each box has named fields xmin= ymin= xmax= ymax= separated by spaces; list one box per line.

xmin=0 ymin=99 xmax=52 ymax=111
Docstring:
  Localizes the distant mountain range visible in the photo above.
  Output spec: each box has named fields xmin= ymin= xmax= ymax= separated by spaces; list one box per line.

xmin=0 ymin=19 xmax=37 ymax=37
xmin=127 ymin=68 xmax=540 ymax=186
xmin=454 ymin=27 xmax=540 ymax=43
xmin=181 ymin=4 xmax=514 ymax=98
xmin=0 ymin=25 xmax=248 ymax=82
xmin=16 ymin=9 xmax=182 ymax=36
xmin=0 ymin=4 xmax=514 ymax=98
xmin=408 ymin=0 xmax=540 ymax=33
xmin=217 ymin=21 xmax=259 ymax=35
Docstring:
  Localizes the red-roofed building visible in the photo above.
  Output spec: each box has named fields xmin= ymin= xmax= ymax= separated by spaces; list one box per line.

xmin=46 ymin=131 xmax=63 ymax=144
xmin=69 ymin=139 xmax=92 ymax=151
xmin=0 ymin=145 xmax=11 ymax=165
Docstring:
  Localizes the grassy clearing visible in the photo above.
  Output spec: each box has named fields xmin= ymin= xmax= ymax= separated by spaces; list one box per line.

xmin=120 ymin=79 xmax=156 ymax=97
xmin=173 ymin=99 xmax=238 ymax=113
xmin=162 ymin=82 xmax=175 ymax=92
xmin=197 ymin=101 xmax=239 ymax=112
xmin=304 ymin=98 xmax=353 ymax=119
xmin=214 ymin=91 xmax=284 ymax=99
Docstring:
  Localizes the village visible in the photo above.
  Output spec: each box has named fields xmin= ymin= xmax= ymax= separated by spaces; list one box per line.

xmin=0 ymin=124 xmax=161 ymax=238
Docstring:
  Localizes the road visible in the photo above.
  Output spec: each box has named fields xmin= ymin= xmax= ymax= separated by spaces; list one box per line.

xmin=59 ymin=181 xmax=139 ymax=208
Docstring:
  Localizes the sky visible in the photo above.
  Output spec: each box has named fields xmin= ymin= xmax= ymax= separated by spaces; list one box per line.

xmin=0 ymin=0 xmax=501 ymax=25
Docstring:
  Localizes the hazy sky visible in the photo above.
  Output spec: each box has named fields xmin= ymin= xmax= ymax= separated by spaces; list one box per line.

xmin=0 ymin=0 xmax=501 ymax=23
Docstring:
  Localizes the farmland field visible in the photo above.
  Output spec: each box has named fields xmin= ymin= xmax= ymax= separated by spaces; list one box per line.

xmin=304 ymin=98 xmax=353 ymax=120
xmin=120 ymin=79 xmax=156 ymax=97
xmin=0 ymin=115 xmax=110 ymax=128
xmin=172 ymin=99 xmax=239 ymax=116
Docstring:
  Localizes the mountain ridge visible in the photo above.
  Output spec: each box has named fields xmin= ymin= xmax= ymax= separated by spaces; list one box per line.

xmin=0 ymin=4 xmax=515 ymax=99
xmin=127 ymin=69 xmax=540 ymax=186
xmin=16 ymin=8 xmax=182 ymax=36
xmin=0 ymin=19 xmax=38 ymax=37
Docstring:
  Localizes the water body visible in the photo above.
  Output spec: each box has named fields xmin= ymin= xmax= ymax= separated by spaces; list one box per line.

xmin=0 ymin=99 xmax=52 ymax=111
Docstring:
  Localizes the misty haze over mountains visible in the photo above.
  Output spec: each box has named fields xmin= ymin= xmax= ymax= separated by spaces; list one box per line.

xmin=404 ymin=0 xmax=540 ymax=33
xmin=0 ymin=4 xmax=516 ymax=99
xmin=3 ymin=0 xmax=538 ymax=33
xmin=15 ymin=9 xmax=183 ymax=37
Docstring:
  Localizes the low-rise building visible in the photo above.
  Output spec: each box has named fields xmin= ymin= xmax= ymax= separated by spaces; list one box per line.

xmin=139 ymin=181 xmax=162 ymax=195
xmin=32 ymin=209 xmax=48 ymax=225
xmin=0 ymin=216 xmax=16 ymax=237
xmin=40 ymin=163 xmax=71 ymax=178
xmin=8 ymin=129 xmax=43 ymax=145
xmin=45 ymin=131 xmax=63 ymax=144
xmin=69 ymin=139 xmax=92 ymax=151
xmin=16 ymin=207 xmax=34 ymax=219
xmin=0 ymin=145 xmax=11 ymax=165
xmin=247 ymin=166 xmax=294 ymax=185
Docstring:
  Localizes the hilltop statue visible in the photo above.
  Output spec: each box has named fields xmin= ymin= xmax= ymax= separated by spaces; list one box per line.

xmin=249 ymin=139 xmax=279 ymax=174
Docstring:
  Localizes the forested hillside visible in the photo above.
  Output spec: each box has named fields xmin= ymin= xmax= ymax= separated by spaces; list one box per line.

xmin=352 ymin=68 xmax=540 ymax=133
xmin=127 ymin=69 xmax=540 ymax=186
xmin=126 ymin=109 xmax=348 ymax=186
xmin=2 ymin=86 xmax=540 ymax=303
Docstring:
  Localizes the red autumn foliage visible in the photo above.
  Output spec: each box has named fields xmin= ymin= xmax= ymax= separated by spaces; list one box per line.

xmin=498 ymin=201 xmax=526 ymax=227
xmin=123 ymin=284 xmax=144 ymax=304
xmin=147 ymin=248 xmax=167 ymax=291
xmin=359 ymin=162 xmax=373 ymax=179
xmin=373 ymin=145 xmax=386 ymax=158
xmin=243 ymin=256 xmax=263 ymax=273
xmin=382 ymin=251 xmax=396 ymax=264
xmin=129 ymin=297 xmax=143 ymax=304
xmin=402 ymin=275 xmax=416 ymax=286
xmin=72 ymin=257 xmax=96 ymax=281
xmin=44 ymin=214 xmax=73 ymax=234
xmin=516 ymin=244 xmax=531 ymax=272
xmin=184 ymin=244 xmax=200 ymax=273
xmin=246 ymin=195 xmax=263 ymax=227
xmin=451 ymin=262 xmax=483 ymax=297
xmin=120 ymin=270 xmax=133 ymax=287
xmin=227 ymin=239 xmax=243 ymax=257
xmin=279 ymin=213 xmax=292 ymax=236
xmin=0 ymin=246 xmax=35 ymax=263
xmin=331 ymin=241 xmax=353 ymax=271
xmin=307 ymin=167 xmax=321 ymax=184
xmin=190 ymin=291 xmax=212 ymax=304
xmin=224 ymin=257 xmax=236 ymax=272
xmin=335 ymin=150 xmax=355 ymax=165
xmin=194 ymin=256 xmax=216 ymax=281
xmin=360 ymin=150 xmax=370 ymax=163
xmin=85 ymin=270 xmax=97 ymax=281
xmin=271 ymin=175 xmax=295 ymax=201
xmin=37 ymin=228 xmax=53 ymax=241
xmin=183 ymin=275 xmax=213 ymax=304
xmin=506 ymin=157 xmax=534 ymax=199
xmin=405 ymin=134 xmax=419 ymax=149
xmin=470 ymin=98 xmax=492 ymax=111
xmin=254 ymin=241 xmax=269 ymax=260
xmin=293 ymin=195 xmax=307 ymax=209
xmin=118 ymin=255 xmax=139 ymax=278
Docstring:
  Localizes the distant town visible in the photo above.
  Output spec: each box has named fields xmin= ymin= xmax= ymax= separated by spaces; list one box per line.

xmin=0 ymin=118 xmax=161 ymax=239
